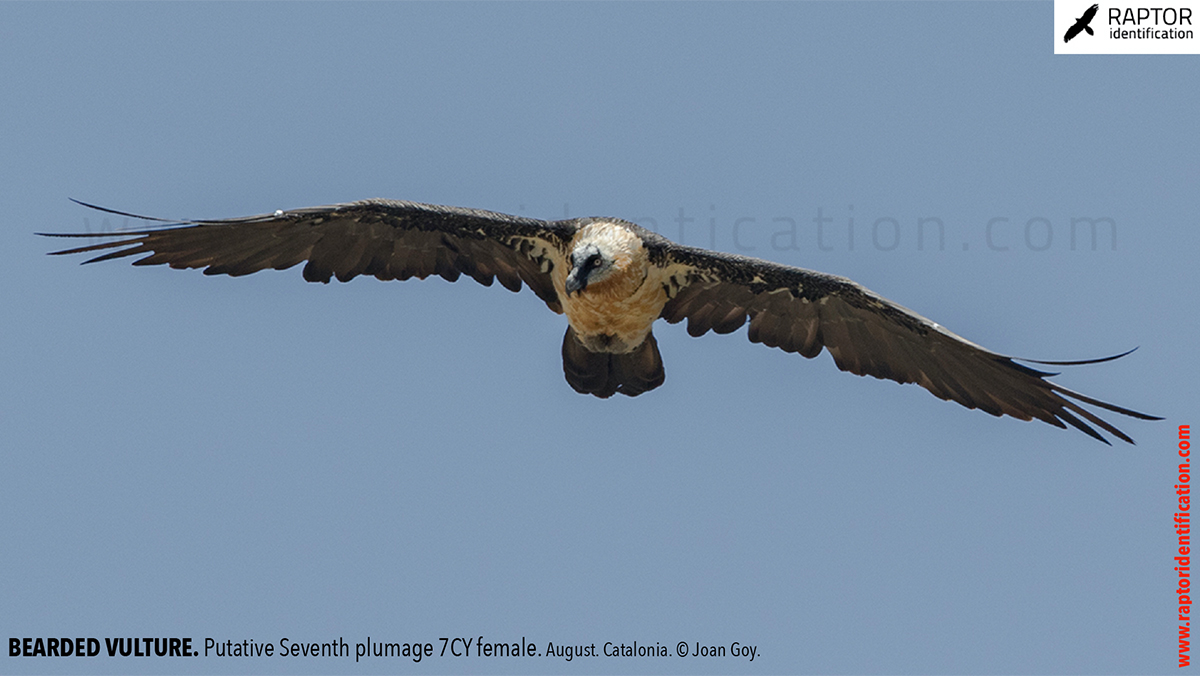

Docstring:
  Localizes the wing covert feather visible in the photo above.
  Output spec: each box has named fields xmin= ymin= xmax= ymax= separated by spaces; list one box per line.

xmin=656 ymin=244 xmax=1158 ymax=444
xmin=45 ymin=199 xmax=574 ymax=312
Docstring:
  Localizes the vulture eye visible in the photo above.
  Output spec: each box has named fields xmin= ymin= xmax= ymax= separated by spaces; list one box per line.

xmin=589 ymin=255 xmax=603 ymax=268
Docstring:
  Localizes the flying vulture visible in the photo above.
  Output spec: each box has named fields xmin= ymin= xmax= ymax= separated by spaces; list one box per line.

xmin=1064 ymin=4 xmax=1099 ymax=42
xmin=44 ymin=199 xmax=1159 ymax=444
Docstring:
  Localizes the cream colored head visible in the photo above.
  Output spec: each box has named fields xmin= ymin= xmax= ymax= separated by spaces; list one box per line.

xmin=563 ymin=221 xmax=646 ymax=296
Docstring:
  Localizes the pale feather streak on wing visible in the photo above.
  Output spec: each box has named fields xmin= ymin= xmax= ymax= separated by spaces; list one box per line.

xmin=659 ymin=249 xmax=1159 ymax=444
xmin=43 ymin=199 xmax=572 ymax=312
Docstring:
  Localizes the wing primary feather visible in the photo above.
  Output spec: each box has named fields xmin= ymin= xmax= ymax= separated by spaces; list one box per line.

xmin=1054 ymin=407 xmax=1112 ymax=445
xmin=82 ymin=246 xmax=150 ymax=265
xmin=1049 ymin=382 xmax=1163 ymax=420
xmin=46 ymin=238 xmax=142 ymax=257
xmin=1014 ymin=346 xmax=1138 ymax=367
xmin=1060 ymin=399 xmax=1134 ymax=445
xmin=66 ymin=199 xmax=181 ymax=223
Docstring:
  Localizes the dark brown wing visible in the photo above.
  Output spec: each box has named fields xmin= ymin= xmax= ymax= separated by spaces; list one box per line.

xmin=653 ymin=243 xmax=1160 ymax=444
xmin=43 ymin=199 xmax=575 ymax=312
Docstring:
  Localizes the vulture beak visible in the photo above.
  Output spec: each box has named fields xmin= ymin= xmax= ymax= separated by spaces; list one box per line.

xmin=564 ymin=267 xmax=587 ymax=296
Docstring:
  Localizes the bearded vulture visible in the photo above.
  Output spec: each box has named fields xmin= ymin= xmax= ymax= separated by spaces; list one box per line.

xmin=43 ymin=199 xmax=1159 ymax=444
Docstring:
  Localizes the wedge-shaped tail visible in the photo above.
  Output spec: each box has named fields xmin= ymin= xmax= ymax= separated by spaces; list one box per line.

xmin=561 ymin=327 xmax=665 ymax=398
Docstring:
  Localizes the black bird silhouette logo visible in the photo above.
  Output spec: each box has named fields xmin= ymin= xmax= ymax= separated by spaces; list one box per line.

xmin=1064 ymin=3 xmax=1100 ymax=42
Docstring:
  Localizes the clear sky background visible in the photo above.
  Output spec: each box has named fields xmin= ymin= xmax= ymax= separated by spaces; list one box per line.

xmin=1 ymin=2 xmax=1196 ymax=675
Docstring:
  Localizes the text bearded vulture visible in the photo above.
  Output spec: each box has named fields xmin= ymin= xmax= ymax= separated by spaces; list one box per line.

xmin=43 ymin=198 xmax=1160 ymax=444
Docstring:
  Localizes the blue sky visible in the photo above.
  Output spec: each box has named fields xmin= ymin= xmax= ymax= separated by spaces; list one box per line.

xmin=1 ymin=2 xmax=1196 ymax=674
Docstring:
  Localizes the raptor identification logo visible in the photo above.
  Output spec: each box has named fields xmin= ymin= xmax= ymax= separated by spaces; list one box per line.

xmin=1054 ymin=0 xmax=1200 ymax=52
